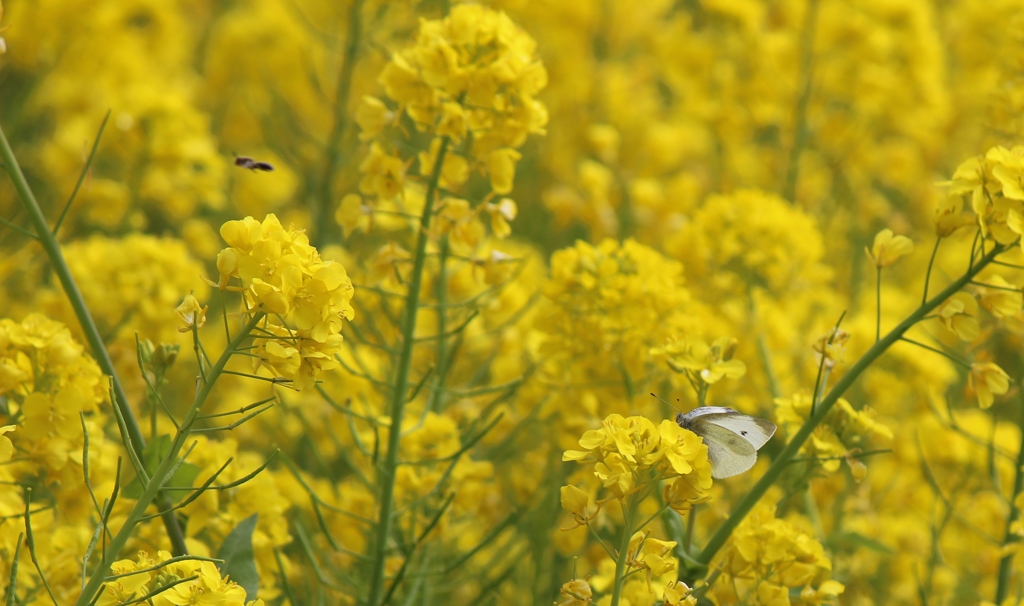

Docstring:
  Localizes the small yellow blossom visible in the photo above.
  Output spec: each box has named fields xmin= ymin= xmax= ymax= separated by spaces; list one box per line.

xmin=359 ymin=142 xmax=406 ymax=200
xmin=976 ymin=275 xmax=1022 ymax=318
xmin=970 ymin=362 xmax=1011 ymax=409
xmin=652 ymin=336 xmax=746 ymax=384
xmin=560 ymin=485 xmax=599 ymax=530
xmin=0 ymin=425 xmax=14 ymax=462
xmin=812 ymin=327 xmax=850 ymax=369
xmin=866 ymin=229 xmax=914 ymax=267
xmin=559 ymin=578 xmax=593 ymax=605
xmin=936 ymin=292 xmax=981 ymax=341
xmin=934 ymin=195 xmax=974 ymax=237
xmin=355 ymin=96 xmax=392 ymax=141
xmin=485 ymin=197 xmax=518 ymax=239
xmin=434 ymin=197 xmax=484 ymax=252
xmin=175 ymin=294 xmax=208 ymax=333
xmin=335 ymin=193 xmax=370 ymax=236
xmin=487 ymin=148 xmax=522 ymax=194
xmin=662 ymin=580 xmax=697 ymax=605
xmin=436 ymin=101 xmax=467 ymax=142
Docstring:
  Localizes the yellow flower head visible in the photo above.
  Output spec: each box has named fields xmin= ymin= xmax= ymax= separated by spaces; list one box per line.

xmin=0 ymin=425 xmax=14 ymax=462
xmin=975 ymin=275 xmax=1023 ymax=319
xmin=866 ymin=228 xmax=913 ymax=268
xmin=715 ymin=504 xmax=840 ymax=599
xmin=652 ymin=335 xmax=746 ymax=384
xmin=560 ymin=485 xmax=599 ymax=530
xmin=217 ymin=214 xmax=354 ymax=389
xmin=564 ymin=414 xmax=711 ymax=502
xmin=175 ymin=294 xmax=208 ymax=333
xmin=970 ymin=362 xmax=1010 ymax=409
xmin=371 ymin=4 xmax=547 ymax=201
xmin=559 ymin=577 xmax=593 ymax=605
xmin=812 ymin=327 xmax=850 ymax=370
xmin=936 ymin=292 xmax=980 ymax=341
xmin=934 ymin=195 xmax=973 ymax=237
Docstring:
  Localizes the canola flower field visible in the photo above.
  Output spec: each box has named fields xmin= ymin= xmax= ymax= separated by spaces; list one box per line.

xmin=3 ymin=0 xmax=1024 ymax=604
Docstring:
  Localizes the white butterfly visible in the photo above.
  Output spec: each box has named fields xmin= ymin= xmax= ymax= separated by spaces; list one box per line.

xmin=676 ymin=407 xmax=777 ymax=479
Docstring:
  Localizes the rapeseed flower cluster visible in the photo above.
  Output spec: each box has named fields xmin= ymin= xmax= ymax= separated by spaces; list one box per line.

xmin=560 ymin=414 xmax=708 ymax=604
xmin=215 ymin=213 xmax=355 ymax=390
xmin=98 ymin=550 xmax=264 ymax=606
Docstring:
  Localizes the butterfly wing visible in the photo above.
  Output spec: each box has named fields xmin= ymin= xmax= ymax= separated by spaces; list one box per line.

xmin=692 ymin=420 xmax=757 ymax=479
xmin=702 ymin=412 xmax=777 ymax=450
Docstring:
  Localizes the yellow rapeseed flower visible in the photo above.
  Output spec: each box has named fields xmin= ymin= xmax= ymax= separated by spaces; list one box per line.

xmin=935 ymin=292 xmax=980 ymax=341
xmin=969 ymin=362 xmax=1010 ymax=409
xmin=976 ymin=275 xmax=1023 ymax=318
xmin=175 ymin=294 xmax=208 ymax=333
xmin=866 ymin=228 xmax=914 ymax=267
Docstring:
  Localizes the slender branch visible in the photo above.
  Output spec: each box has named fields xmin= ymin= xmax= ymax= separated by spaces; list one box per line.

xmin=922 ymin=238 xmax=942 ymax=304
xmin=315 ymin=0 xmax=365 ymax=245
xmin=900 ymin=337 xmax=972 ymax=369
xmin=610 ymin=493 xmax=640 ymax=606
xmin=380 ymin=494 xmax=454 ymax=606
xmin=781 ymin=0 xmax=820 ymax=202
xmin=5 ymin=532 xmax=24 ymax=606
xmin=54 ymin=110 xmax=110 ymax=235
xmin=0 ymin=121 xmax=191 ymax=556
xmin=692 ymin=243 xmax=1007 ymax=573
xmin=365 ymin=134 xmax=453 ymax=606
xmin=24 ymin=489 xmax=58 ymax=605
xmin=811 ymin=311 xmax=845 ymax=416
xmin=876 ymin=266 xmax=882 ymax=342
xmin=996 ymin=376 xmax=1024 ymax=602
xmin=0 ymin=214 xmax=36 ymax=239
xmin=73 ymin=313 xmax=264 ymax=606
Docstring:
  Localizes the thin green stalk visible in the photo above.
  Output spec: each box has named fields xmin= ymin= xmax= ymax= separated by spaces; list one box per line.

xmin=426 ymin=236 xmax=450 ymax=414
xmin=315 ymin=0 xmax=365 ymax=246
xmin=0 ymin=214 xmax=36 ymax=239
xmin=900 ymin=337 xmax=972 ymax=369
xmin=922 ymin=238 xmax=942 ymax=304
xmin=5 ymin=532 xmax=23 ymax=606
xmin=365 ymin=135 xmax=452 ymax=606
xmin=609 ymin=493 xmax=640 ymax=606
xmin=692 ymin=243 xmax=1006 ymax=574
xmin=875 ymin=266 xmax=882 ymax=342
xmin=781 ymin=0 xmax=819 ymax=203
xmin=995 ymin=377 xmax=1024 ymax=602
xmin=54 ymin=110 xmax=109 ymax=235
xmin=0 ymin=122 xmax=189 ymax=556
xmin=73 ymin=312 xmax=263 ymax=606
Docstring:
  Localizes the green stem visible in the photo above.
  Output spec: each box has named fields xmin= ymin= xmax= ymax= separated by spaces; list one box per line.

xmin=995 ymin=376 xmax=1024 ymax=603
xmin=0 ymin=122 xmax=189 ymax=555
xmin=609 ymin=493 xmax=639 ymax=606
xmin=73 ymin=312 xmax=263 ymax=606
xmin=749 ymin=290 xmax=781 ymax=400
xmin=875 ymin=266 xmax=882 ymax=342
xmin=781 ymin=0 xmax=819 ymax=203
xmin=365 ymin=135 xmax=452 ymax=606
xmin=692 ymin=243 xmax=1006 ymax=573
xmin=900 ymin=337 xmax=972 ymax=370
xmin=426 ymin=236 xmax=450 ymax=414
xmin=922 ymin=238 xmax=942 ymax=305
xmin=314 ymin=0 xmax=365 ymax=246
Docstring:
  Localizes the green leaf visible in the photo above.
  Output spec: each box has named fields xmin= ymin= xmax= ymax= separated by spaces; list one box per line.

xmin=217 ymin=514 xmax=259 ymax=600
xmin=122 ymin=435 xmax=198 ymax=502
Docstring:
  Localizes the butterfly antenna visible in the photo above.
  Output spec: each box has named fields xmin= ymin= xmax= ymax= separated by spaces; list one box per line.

xmin=650 ymin=392 xmax=683 ymax=413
